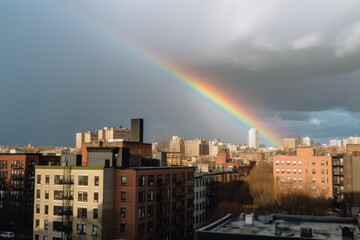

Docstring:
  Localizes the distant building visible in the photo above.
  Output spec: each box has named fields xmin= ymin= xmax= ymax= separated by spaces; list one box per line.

xmin=75 ymin=119 xmax=141 ymax=149
xmin=330 ymin=139 xmax=342 ymax=147
xmin=282 ymin=137 xmax=299 ymax=150
xmin=169 ymin=136 xmax=185 ymax=154
xmin=300 ymin=137 xmax=312 ymax=146
xmin=248 ymin=128 xmax=259 ymax=149
xmin=273 ymin=148 xmax=333 ymax=199
xmin=184 ymin=138 xmax=209 ymax=159
xmin=216 ymin=149 xmax=230 ymax=165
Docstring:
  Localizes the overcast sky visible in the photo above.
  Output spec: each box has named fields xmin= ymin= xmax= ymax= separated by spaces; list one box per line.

xmin=1 ymin=0 xmax=360 ymax=147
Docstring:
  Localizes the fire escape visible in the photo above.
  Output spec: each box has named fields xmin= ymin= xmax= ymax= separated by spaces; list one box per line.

xmin=60 ymin=163 xmax=73 ymax=240
xmin=157 ymin=176 xmax=169 ymax=240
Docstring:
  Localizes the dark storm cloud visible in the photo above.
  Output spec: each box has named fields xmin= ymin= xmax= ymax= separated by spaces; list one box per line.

xmin=2 ymin=0 xmax=360 ymax=146
xmin=276 ymin=112 xmax=311 ymax=121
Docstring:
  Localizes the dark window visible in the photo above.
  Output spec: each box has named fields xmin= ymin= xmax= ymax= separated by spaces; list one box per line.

xmin=94 ymin=176 xmax=99 ymax=186
xmin=94 ymin=192 xmax=99 ymax=203
xmin=148 ymin=175 xmax=154 ymax=186
xmin=78 ymin=207 xmax=87 ymax=219
xmin=139 ymin=175 xmax=145 ymax=187
xmin=121 ymin=192 xmax=126 ymax=202
xmin=139 ymin=191 xmax=145 ymax=203
xmin=44 ymin=205 xmax=48 ymax=215
xmin=45 ymin=190 xmax=49 ymax=199
xmin=121 ymin=176 xmax=127 ymax=186
xmin=78 ymin=176 xmax=88 ymax=186
xmin=120 ymin=224 xmax=125 ymax=236
xmin=138 ymin=223 xmax=145 ymax=236
xmin=93 ymin=209 xmax=98 ymax=219
xmin=120 ymin=207 xmax=126 ymax=218
xmin=45 ymin=175 xmax=49 ymax=184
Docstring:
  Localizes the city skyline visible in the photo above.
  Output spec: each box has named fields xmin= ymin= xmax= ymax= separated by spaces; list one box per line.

xmin=2 ymin=1 xmax=360 ymax=147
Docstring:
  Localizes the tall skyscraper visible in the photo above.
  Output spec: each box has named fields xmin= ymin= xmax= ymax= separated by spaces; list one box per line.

xmin=248 ymin=128 xmax=259 ymax=149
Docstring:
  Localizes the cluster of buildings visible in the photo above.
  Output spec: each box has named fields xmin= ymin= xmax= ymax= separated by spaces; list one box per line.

xmin=3 ymin=120 xmax=360 ymax=239
xmin=0 ymin=119 xmax=255 ymax=240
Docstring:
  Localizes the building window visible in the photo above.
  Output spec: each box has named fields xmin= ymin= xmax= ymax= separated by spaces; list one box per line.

xmin=44 ymin=220 xmax=48 ymax=230
xmin=44 ymin=205 xmax=48 ymax=215
xmin=147 ymin=190 xmax=154 ymax=201
xmin=312 ymin=177 xmax=316 ymax=182
xmin=139 ymin=191 xmax=145 ymax=203
xmin=293 ymin=161 xmax=297 ymax=165
xmin=147 ymin=221 xmax=153 ymax=233
xmin=293 ymin=178 xmax=297 ymax=182
xmin=293 ymin=169 xmax=297 ymax=173
xmin=298 ymin=160 xmax=302 ymax=165
xmin=321 ymin=169 xmax=325 ymax=175
xmin=166 ymin=174 xmax=170 ymax=184
xmin=287 ymin=169 xmax=291 ymax=173
xmin=286 ymin=161 xmax=291 ymax=165
xmin=321 ymin=160 xmax=324 ymax=166
xmin=54 ymin=190 xmax=64 ymax=200
xmin=275 ymin=169 xmax=279 ymax=173
xmin=138 ymin=207 xmax=145 ymax=219
xmin=45 ymin=190 xmax=49 ymax=199
xmin=281 ymin=169 xmax=285 ymax=173
xmin=275 ymin=161 xmax=279 ymax=165
xmin=312 ymin=169 xmax=316 ymax=174
xmin=139 ymin=175 xmax=145 ymax=187
xmin=94 ymin=176 xmax=99 ymax=186
xmin=78 ymin=191 xmax=88 ymax=202
xmin=36 ymin=174 xmax=41 ymax=184
xmin=78 ymin=176 xmax=88 ymax=186
xmin=77 ymin=224 xmax=87 ymax=235
xmin=312 ymin=161 xmax=316 ymax=166
xmin=148 ymin=175 xmax=154 ymax=186
xmin=78 ymin=207 xmax=87 ymax=219
xmin=321 ymin=178 xmax=325 ymax=183
xmin=36 ymin=189 xmax=40 ymax=199
xmin=45 ymin=175 xmax=49 ymax=184
xmin=120 ymin=224 xmax=125 ymax=236
xmin=54 ymin=175 xmax=63 ymax=185
xmin=298 ymin=169 xmax=302 ymax=173
xmin=299 ymin=178 xmax=302 ymax=182
xmin=147 ymin=206 xmax=153 ymax=217
xmin=138 ymin=223 xmax=145 ymax=236
xmin=35 ymin=219 xmax=39 ymax=229
xmin=93 ymin=208 xmax=98 ymax=219
xmin=120 ymin=207 xmax=126 ymax=218
xmin=121 ymin=192 xmax=126 ymax=202
xmin=36 ymin=204 xmax=40 ymax=214
xmin=92 ymin=225 xmax=98 ymax=236
xmin=94 ymin=192 xmax=98 ymax=203
xmin=121 ymin=176 xmax=126 ymax=186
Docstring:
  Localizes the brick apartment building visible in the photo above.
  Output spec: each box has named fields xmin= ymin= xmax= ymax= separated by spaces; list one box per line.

xmin=273 ymin=148 xmax=333 ymax=198
xmin=0 ymin=153 xmax=60 ymax=234
xmin=33 ymin=157 xmax=195 ymax=240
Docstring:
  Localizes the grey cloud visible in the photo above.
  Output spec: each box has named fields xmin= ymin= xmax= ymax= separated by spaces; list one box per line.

xmin=276 ymin=112 xmax=311 ymax=121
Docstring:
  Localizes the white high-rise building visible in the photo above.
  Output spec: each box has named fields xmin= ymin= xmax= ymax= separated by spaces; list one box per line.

xmin=248 ymin=128 xmax=259 ymax=149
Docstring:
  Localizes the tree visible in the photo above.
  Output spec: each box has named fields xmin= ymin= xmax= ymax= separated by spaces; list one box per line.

xmin=245 ymin=161 xmax=276 ymax=214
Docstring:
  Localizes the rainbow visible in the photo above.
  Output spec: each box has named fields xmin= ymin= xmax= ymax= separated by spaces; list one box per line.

xmin=60 ymin=9 xmax=282 ymax=146
xmin=114 ymin=42 xmax=281 ymax=146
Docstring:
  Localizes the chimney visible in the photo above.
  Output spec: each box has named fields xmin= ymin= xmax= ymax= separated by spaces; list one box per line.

xmin=131 ymin=118 xmax=143 ymax=143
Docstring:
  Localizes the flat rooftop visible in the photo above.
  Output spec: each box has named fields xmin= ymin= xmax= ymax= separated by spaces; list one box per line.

xmin=197 ymin=214 xmax=360 ymax=240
